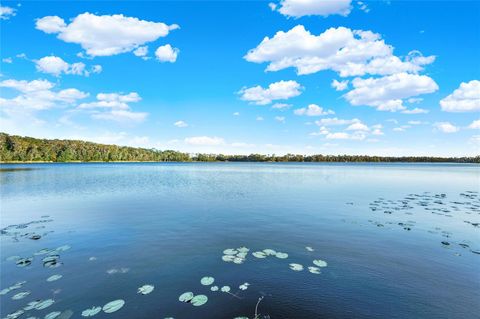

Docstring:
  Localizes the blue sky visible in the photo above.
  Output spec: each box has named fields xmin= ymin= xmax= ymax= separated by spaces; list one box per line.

xmin=0 ymin=0 xmax=479 ymax=156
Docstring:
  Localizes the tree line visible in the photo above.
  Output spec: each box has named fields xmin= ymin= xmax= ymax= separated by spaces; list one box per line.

xmin=1 ymin=133 xmax=478 ymax=163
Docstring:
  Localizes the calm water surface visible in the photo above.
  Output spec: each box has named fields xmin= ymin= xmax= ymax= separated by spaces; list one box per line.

xmin=1 ymin=163 xmax=479 ymax=319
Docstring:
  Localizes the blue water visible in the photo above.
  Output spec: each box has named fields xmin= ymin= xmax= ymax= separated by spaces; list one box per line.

xmin=1 ymin=163 xmax=479 ymax=319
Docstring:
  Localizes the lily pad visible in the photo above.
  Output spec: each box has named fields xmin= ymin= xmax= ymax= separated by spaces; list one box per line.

xmin=35 ymin=299 xmax=55 ymax=310
xmin=138 ymin=285 xmax=154 ymax=295
xmin=55 ymin=245 xmax=71 ymax=252
xmin=210 ymin=285 xmax=219 ymax=291
xmin=233 ymin=257 xmax=244 ymax=264
xmin=102 ymin=299 xmax=125 ymax=313
xmin=275 ymin=252 xmax=288 ymax=259
xmin=239 ymin=283 xmax=250 ymax=290
xmin=222 ymin=255 xmax=235 ymax=262
xmin=16 ymin=257 xmax=33 ymax=267
xmin=289 ymin=263 xmax=304 ymax=271
xmin=200 ymin=276 xmax=214 ymax=285
xmin=305 ymin=246 xmax=314 ymax=252
xmin=81 ymin=306 xmax=101 ymax=317
xmin=45 ymin=311 xmax=61 ymax=319
xmin=191 ymin=294 xmax=208 ymax=306
xmin=237 ymin=247 xmax=249 ymax=253
xmin=223 ymin=249 xmax=238 ymax=255
xmin=47 ymin=275 xmax=63 ymax=282
xmin=221 ymin=286 xmax=231 ymax=293
xmin=263 ymin=249 xmax=276 ymax=256
xmin=308 ymin=266 xmax=321 ymax=274
xmin=179 ymin=292 xmax=194 ymax=302
xmin=312 ymin=259 xmax=328 ymax=267
xmin=252 ymin=251 xmax=266 ymax=258
xmin=12 ymin=291 xmax=30 ymax=300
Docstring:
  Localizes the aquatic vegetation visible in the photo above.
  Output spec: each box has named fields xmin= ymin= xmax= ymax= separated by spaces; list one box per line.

xmin=305 ymin=246 xmax=314 ymax=252
xmin=138 ymin=285 xmax=155 ymax=295
xmin=210 ymin=285 xmax=219 ymax=291
xmin=34 ymin=299 xmax=55 ymax=310
xmin=289 ymin=263 xmax=304 ymax=271
xmin=16 ymin=257 xmax=33 ymax=267
xmin=200 ymin=276 xmax=214 ymax=285
xmin=45 ymin=311 xmax=62 ymax=319
xmin=179 ymin=292 xmax=194 ymax=302
xmin=308 ymin=266 xmax=321 ymax=274
xmin=81 ymin=306 xmax=102 ymax=317
xmin=222 ymin=246 xmax=249 ymax=264
xmin=102 ymin=299 xmax=125 ymax=313
xmin=239 ymin=283 xmax=250 ymax=290
xmin=312 ymin=259 xmax=328 ymax=268
xmin=47 ymin=275 xmax=63 ymax=282
xmin=106 ymin=267 xmax=129 ymax=274
xmin=221 ymin=285 xmax=231 ymax=292
xmin=11 ymin=291 xmax=30 ymax=300
xmin=190 ymin=294 xmax=208 ymax=306
xmin=275 ymin=252 xmax=288 ymax=259
xmin=262 ymin=249 xmax=276 ymax=256
xmin=252 ymin=251 xmax=266 ymax=258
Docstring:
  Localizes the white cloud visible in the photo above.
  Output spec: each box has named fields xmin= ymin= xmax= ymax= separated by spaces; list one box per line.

xmin=434 ymin=122 xmax=459 ymax=133
xmin=344 ymin=73 xmax=438 ymax=111
xmin=78 ymin=92 xmax=146 ymax=123
xmin=440 ymin=80 xmax=480 ymax=112
xmin=331 ymin=79 xmax=349 ymax=91
xmin=2 ymin=57 xmax=13 ymax=64
xmin=155 ymin=44 xmax=179 ymax=63
xmin=401 ymin=107 xmax=429 ymax=114
xmin=294 ymin=104 xmax=334 ymax=116
xmin=174 ymin=120 xmax=188 ymax=127
xmin=239 ymin=80 xmax=302 ymax=105
xmin=326 ymin=131 xmax=367 ymax=140
xmin=133 ymin=46 xmax=148 ymax=57
xmin=0 ymin=6 xmax=16 ymax=20
xmin=315 ymin=117 xmax=359 ymax=126
xmin=271 ymin=0 xmax=352 ymax=18
xmin=256 ymin=116 xmax=264 ymax=121
xmin=275 ymin=116 xmax=286 ymax=123
xmin=35 ymin=55 xmax=99 ymax=77
xmin=0 ymin=78 xmax=88 ymax=110
xmin=468 ymin=119 xmax=480 ymax=129
xmin=184 ymin=136 xmax=225 ymax=146
xmin=36 ymin=13 xmax=179 ymax=57
xmin=346 ymin=121 xmax=369 ymax=131
xmin=233 ymin=112 xmax=240 ymax=116
xmin=245 ymin=25 xmax=435 ymax=77
xmin=272 ymin=103 xmax=291 ymax=110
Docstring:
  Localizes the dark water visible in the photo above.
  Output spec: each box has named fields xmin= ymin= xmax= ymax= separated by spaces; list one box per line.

xmin=1 ymin=163 xmax=479 ymax=319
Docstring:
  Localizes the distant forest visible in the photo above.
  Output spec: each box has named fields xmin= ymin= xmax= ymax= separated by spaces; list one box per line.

xmin=0 ymin=133 xmax=478 ymax=163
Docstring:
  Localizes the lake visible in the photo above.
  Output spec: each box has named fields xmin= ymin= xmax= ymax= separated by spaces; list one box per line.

xmin=1 ymin=163 xmax=479 ymax=319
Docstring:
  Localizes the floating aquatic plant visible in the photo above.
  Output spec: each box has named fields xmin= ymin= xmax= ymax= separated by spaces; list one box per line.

xmin=263 ymin=249 xmax=276 ymax=256
xmin=239 ymin=283 xmax=250 ymax=290
xmin=210 ymin=285 xmax=219 ymax=291
xmin=179 ymin=292 xmax=194 ymax=302
xmin=11 ymin=291 xmax=30 ymax=300
xmin=221 ymin=286 xmax=231 ymax=293
xmin=191 ymin=294 xmax=208 ymax=306
xmin=55 ymin=245 xmax=71 ymax=252
xmin=81 ymin=306 xmax=101 ymax=317
xmin=222 ymin=255 xmax=235 ymax=262
xmin=305 ymin=246 xmax=314 ymax=252
xmin=16 ymin=257 xmax=33 ymax=267
xmin=312 ymin=259 xmax=327 ymax=267
xmin=289 ymin=263 xmax=304 ymax=271
xmin=34 ymin=299 xmax=55 ymax=310
xmin=252 ymin=252 xmax=266 ymax=258
xmin=308 ymin=266 xmax=321 ymax=274
xmin=275 ymin=252 xmax=288 ymax=259
xmin=47 ymin=275 xmax=63 ymax=282
xmin=200 ymin=276 xmax=214 ymax=285
xmin=138 ymin=285 xmax=154 ymax=295
xmin=45 ymin=311 xmax=61 ymax=319
xmin=102 ymin=299 xmax=125 ymax=313
xmin=223 ymin=249 xmax=238 ymax=255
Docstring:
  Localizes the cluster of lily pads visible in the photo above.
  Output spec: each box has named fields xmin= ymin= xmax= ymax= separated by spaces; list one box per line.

xmin=222 ymin=247 xmax=250 ymax=264
xmin=252 ymin=249 xmax=288 ymax=259
xmin=363 ymin=191 xmax=480 ymax=255
xmin=0 ymin=216 xmax=53 ymax=243
xmin=288 ymin=248 xmax=328 ymax=274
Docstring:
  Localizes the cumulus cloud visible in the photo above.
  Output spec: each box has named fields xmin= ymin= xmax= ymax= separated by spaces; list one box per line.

xmin=331 ymin=79 xmax=349 ymax=91
xmin=244 ymin=25 xmax=435 ymax=77
xmin=155 ymin=44 xmax=179 ymax=62
xmin=344 ymin=73 xmax=438 ymax=112
xmin=35 ymin=55 xmax=101 ymax=77
xmin=434 ymin=122 xmax=459 ymax=133
xmin=174 ymin=120 xmax=188 ymax=127
xmin=315 ymin=117 xmax=359 ymax=126
xmin=271 ymin=103 xmax=291 ymax=110
xmin=440 ymin=80 xmax=480 ymax=112
xmin=401 ymin=107 xmax=429 ymax=114
xmin=311 ymin=117 xmax=383 ymax=140
xmin=184 ymin=136 xmax=225 ymax=146
xmin=0 ymin=78 xmax=88 ymax=111
xmin=346 ymin=122 xmax=369 ymax=131
xmin=0 ymin=6 xmax=16 ymax=20
xmin=270 ymin=0 xmax=352 ymax=18
xmin=294 ymin=104 xmax=334 ymax=116
xmin=78 ymin=92 xmax=147 ymax=123
xmin=35 ymin=13 xmax=179 ymax=57
xmin=239 ymin=80 xmax=302 ymax=105
xmin=468 ymin=119 xmax=480 ymax=129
